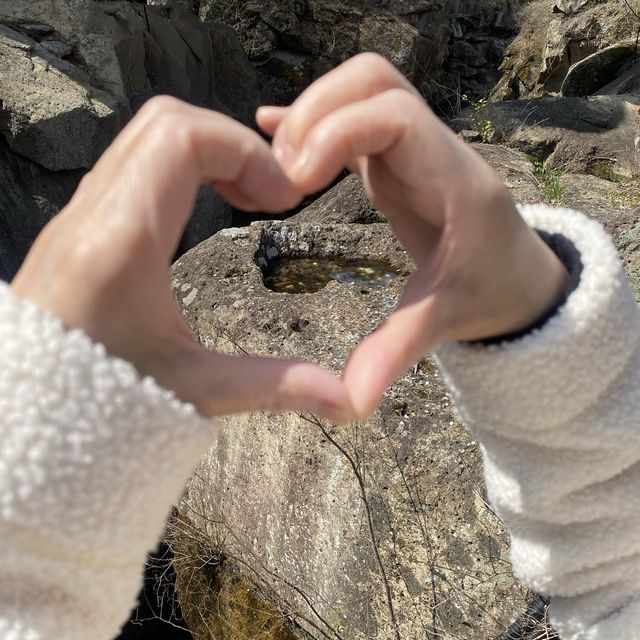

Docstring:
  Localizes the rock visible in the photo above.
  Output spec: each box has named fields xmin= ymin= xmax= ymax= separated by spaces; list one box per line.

xmin=0 ymin=24 xmax=128 ymax=171
xmin=40 ymin=39 xmax=73 ymax=58
xmin=170 ymin=143 xmax=640 ymax=637
xmin=553 ymin=0 xmax=589 ymax=15
xmin=358 ymin=13 xmax=430 ymax=83
xmin=21 ymin=23 xmax=54 ymax=36
xmin=470 ymin=143 xmax=640 ymax=305
xmin=0 ymin=136 xmax=81 ymax=281
xmin=492 ymin=0 xmax=637 ymax=100
xmin=0 ymin=1 xmax=95 ymax=41
xmin=0 ymin=0 xmax=259 ymax=278
xmin=459 ymin=128 xmax=483 ymax=143
xmin=178 ymin=186 xmax=232 ymax=256
xmin=471 ymin=143 xmax=542 ymax=205
xmin=196 ymin=0 xmax=519 ymax=113
xmin=291 ymin=174 xmax=386 ymax=224
xmin=171 ymin=220 xmax=529 ymax=639
xmin=597 ymin=59 xmax=640 ymax=95
xmin=562 ymin=41 xmax=638 ymax=96
xmin=538 ymin=14 xmax=599 ymax=93
xmin=470 ymin=95 xmax=640 ymax=177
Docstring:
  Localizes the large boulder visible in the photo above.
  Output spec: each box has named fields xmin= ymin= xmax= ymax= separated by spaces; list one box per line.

xmin=454 ymin=95 xmax=640 ymax=177
xmin=492 ymin=0 xmax=637 ymax=100
xmin=170 ymin=220 xmax=531 ymax=639
xmin=290 ymin=173 xmax=385 ymax=224
xmin=171 ymin=143 xmax=639 ymax=639
xmin=0 ymin=24 xmax=128 ymax=172
xmin=561 ymin=40 xmax=638 ymax=97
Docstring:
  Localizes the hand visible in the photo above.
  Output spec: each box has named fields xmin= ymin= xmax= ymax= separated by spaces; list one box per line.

xmin=258 ymin=53 xmax=569 ymax=419
xmin=11 ymin=97 xmax=351 ymax=422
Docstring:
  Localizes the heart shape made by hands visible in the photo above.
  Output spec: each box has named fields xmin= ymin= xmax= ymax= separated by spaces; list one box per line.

xmin=11 ymin=55 xmax=568 ymax=424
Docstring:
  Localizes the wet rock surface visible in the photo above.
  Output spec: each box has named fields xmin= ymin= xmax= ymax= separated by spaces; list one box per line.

xmin=263 ymin=255 xmax=399 ymax=293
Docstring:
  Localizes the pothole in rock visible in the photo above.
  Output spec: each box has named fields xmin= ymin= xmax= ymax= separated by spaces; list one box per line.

xmin=263 ymin=256 xmax=399 ymax=294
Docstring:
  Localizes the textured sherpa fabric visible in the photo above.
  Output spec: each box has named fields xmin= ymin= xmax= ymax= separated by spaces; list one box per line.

xmin=436 ymin=204 xmax=640 ymax=640
xmin=0 ymin=282 xmax=216 ymax=640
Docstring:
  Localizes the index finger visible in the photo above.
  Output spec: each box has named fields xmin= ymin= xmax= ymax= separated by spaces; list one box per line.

xmin=272 ymin=53 xmax=417 ymax=160
xmin=74 ymin=96 xmax=302 ymax=259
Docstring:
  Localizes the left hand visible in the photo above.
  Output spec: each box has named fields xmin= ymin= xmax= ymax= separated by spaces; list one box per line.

xmin=11 ymin=97 xmax=352 ymax=422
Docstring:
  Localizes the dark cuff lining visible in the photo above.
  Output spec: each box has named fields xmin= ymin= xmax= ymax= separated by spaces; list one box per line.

xmin=474 ymin=231 xmax=584 ymax=346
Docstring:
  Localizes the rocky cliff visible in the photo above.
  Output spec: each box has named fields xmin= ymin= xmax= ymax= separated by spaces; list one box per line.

xmin=0 ymin=0 xmax=259 ymax=281
xmin=156 ymin=0 xmax=522 ymax=113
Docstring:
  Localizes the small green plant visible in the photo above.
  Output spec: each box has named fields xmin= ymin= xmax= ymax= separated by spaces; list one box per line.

xmin=588 ymin=158 xmax=625 ymax=183
xmin=533 ymin=160 xmax=566 ymax=204
xmin=462 ymin=95 xmax=495 ymax=143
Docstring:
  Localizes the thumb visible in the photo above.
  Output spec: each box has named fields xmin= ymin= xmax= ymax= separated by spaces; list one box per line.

xmin=343 ymin=288 xmax=441 ymax=420
xmin=176 ymin=348 xmax=353 ymax=423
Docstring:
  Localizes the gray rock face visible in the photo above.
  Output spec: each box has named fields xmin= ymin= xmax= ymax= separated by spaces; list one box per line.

xmin=553 ymin=0 xmax=589 ymax=15
xmin=471 ymin=142 xmax=640 ymax=230
xmin=0 ymin=24 xmax=128 ymax=171
xmin=0 ymin=136 xmax=82 ymax=281
xmin=0 ymin=0 xmax=253 ymax=280
xmin=291 ymin=174 xmax=386 ymax=224
xmin=597 ymin=59 xmax=640 ymax=96
xmin=170 ymin=220 xmax=529 ymax=640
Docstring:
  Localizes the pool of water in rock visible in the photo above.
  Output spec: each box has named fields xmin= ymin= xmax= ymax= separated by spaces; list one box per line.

xmin=264 ymin=257 xmax=399 ymax=293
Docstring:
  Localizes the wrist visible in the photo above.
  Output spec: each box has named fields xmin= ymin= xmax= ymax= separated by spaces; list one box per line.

xmin=445 ymin=188 xmax=572 ymax=344
xmin=483 ymin=221 xmax=571 ymax=341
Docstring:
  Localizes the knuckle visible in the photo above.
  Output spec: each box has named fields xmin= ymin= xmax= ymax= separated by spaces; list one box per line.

xmin=137 ymin=95 xmax=183 ymax=122
xmin=147 ymin=110 xmax=192 ymax=151
xmin=309 ymin=121 xmax=334 ymax=147
xmin=383 ymin=87 xmax=422 ymax=112
xmin=238 ymin=134 xmax=261 ymax=162
xmin=354 ymin=52 xmax=397 ymax=76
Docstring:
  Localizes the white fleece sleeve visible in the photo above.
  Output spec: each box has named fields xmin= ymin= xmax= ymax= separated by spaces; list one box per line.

xmin=0 ymin=282 xmax=216 ymax=640
xmin=435 ymin=204 xmax=640 ymax=640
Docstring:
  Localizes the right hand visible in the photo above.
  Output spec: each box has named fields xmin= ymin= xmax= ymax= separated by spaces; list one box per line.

xmin=258 ymin=54 xmax=570 ymax=418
